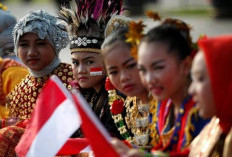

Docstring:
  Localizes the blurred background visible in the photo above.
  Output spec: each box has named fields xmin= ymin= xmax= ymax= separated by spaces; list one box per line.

xmin=0 ymin=0 xmax=232 ymax=63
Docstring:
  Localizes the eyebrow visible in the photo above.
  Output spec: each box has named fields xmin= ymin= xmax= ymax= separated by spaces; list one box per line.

xmin=151 ymin=59 xmax=165 ymax=67
xmin=83 ymin=56 xmax=95 ymax=61
xmin=108 ymin=57 xmax=134 ymax=71
xmin=19 ymin=38 xmax=45 ymax=43
xmin=71 ymin=56 xmax=95 ymax=61
xmin=122 ymin=58 xmax=134 ymax=66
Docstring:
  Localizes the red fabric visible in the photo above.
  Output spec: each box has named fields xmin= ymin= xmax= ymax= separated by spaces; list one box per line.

xmin=199 ymin=35 xmax=232 ymax=133
xmin=72 ymin=92 xmax=120 ymax=157
xmin=57 ymin=138 xmax=89 ymax=155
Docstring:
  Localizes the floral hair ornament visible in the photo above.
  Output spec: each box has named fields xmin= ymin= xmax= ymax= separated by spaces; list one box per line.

xmin=105 ymin=77 xmax=132 ymax=140
xmin=125 ymin=20 xmax=145 ymax=60
xmin=59 ymin=0 xmax=123 ymax=54
xmin=125 ymin=10 xmax=161 ymax=60
xmin=0 ymin=3 xmax=7 ymax=11
xmin=191 ymin=34 xmax=208 ymax=59
xmin=146 ymin=10 xmax=161 ymax=21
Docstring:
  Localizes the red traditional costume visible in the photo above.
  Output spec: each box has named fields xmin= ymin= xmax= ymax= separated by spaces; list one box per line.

xmin=189 ymin=35 xmax=232 ymax=157
xmin=0 ymin=9 xmax=72 ymax=156
xmin=7 ymin=63 xmax=73 ymax=119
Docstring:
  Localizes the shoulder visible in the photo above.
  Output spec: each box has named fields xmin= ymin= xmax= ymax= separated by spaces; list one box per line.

xmin=53 ymin=63 xmax=74 ymax=90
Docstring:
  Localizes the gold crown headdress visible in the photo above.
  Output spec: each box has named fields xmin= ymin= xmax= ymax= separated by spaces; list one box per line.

xmin=59 ymin=0 xmax=123 ymax=54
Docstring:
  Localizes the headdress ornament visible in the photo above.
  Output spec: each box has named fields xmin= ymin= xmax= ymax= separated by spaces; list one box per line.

xmin=161 ymin=18 xmax=192 ymax=46
xmin=13 ymin=10 xmax=68 ymax=56
xmin=125 ymin=11 xmax=161 ymax=60
xmin=59 ymin=0 xmax=123 ymax=54
xmin=0 ymin=3 xmax=7 ymax=11
xmin=104 ymin=15 xmax=131 ymax=38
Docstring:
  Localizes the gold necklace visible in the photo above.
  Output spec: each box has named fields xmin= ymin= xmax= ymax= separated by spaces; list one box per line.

xmin=125 ymin=96 xmax=156 ymax=146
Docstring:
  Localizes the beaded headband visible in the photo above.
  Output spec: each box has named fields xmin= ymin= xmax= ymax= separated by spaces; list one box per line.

xmin=59 ymin=0 xmax=123 ymax=54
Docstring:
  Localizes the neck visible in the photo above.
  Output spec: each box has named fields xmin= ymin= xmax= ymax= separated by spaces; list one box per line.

xmin=171 ymin=82 xmax=189 ymax=108
xmin=29 ymin=57 xmax=60 ymax=78
xmin=93 ymin=78 xmax=106 ymax=93
xmin=170 ymin=82 xmax=190 ymax=118
xmin=138 ymin=90 xmax=149 ymax=104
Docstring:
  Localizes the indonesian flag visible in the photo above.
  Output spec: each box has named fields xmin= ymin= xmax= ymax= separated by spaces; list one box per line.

xmin=90 ymin=67 xmax=103 ymax=76
xmin=72 ymin=91 xmax=120 ymax=157
xmin=15 ymin=76 xmax=83 ymax=157
xmin=15 ymin=75 xmax=120 ymax=157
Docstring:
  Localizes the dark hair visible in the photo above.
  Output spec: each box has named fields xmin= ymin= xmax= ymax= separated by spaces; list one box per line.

xmin=142 ymin=20 xmax=192 ymax=60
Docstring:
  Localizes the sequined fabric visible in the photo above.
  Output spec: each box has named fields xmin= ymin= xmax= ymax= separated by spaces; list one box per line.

xmin=6 ymin=63 xmax=73 ymax=119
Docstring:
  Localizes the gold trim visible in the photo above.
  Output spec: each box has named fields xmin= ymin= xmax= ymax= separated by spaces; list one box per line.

xmin=70 ymin=48 xmax=101 ymax=53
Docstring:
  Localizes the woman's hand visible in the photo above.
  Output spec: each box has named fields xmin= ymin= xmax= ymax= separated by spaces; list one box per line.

xmin=111 ymin=138 xmax=144 ymax=157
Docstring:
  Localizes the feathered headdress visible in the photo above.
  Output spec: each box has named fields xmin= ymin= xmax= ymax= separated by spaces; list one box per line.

xmin=59 ymin=0 xmax=123 ymax=54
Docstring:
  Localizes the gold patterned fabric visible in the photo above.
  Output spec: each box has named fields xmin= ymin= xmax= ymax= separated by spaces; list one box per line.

xmin=189 ymin=117 xmax=226 ymax=157
xmin=0 ymin=126 xmax=24 ymax=157
xmin=6 ymin=63 xmax=73 ymax=119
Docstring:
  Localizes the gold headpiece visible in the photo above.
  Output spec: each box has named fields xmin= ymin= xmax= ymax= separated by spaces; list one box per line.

xmin=105 ymin=15 xmax=132 ymax=38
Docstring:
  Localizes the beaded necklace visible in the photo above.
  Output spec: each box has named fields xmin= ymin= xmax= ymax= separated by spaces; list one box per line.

xmin=124 ymin=96 xmax=151 ymax=146
xmin=105 ymin=77 xmax=158 ymax=147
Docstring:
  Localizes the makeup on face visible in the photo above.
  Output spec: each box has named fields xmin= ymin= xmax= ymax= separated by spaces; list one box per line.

xmin=90 ymin=67 xmax=103 ymax=76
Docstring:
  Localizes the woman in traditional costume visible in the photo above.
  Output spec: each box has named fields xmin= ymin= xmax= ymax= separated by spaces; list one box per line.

xmin=188 ymin=35 xmax=232 ymax=157
xmin=136 ymin=18 xmax=209 ymax=157
xmin=59 ymin=0 xmax=123 ymax=138
xmin=109 ymin=18 xmax=209 ymax=157
xmin=5 ymin=10 xmax=73 ymax=120
xmin=101 ymin=15 xmax=157 ymax=149
xmin=0 ymin=3 xmax=28 ymax=119
xmin=0 ymin=10 xmax=73 ymax=156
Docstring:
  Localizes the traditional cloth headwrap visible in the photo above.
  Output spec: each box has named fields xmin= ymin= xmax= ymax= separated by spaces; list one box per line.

xmin=13 ymin=10 xmax=69 ymax=77
xmin=198 ymin=35 xmax=232 ymax=133
xmin=0 ymin=7 xmax=16 ymax=57
xmin=59 ymin=0 xmax=123 ymax=54
xmin=13 ymin=10 xmax=68 ymax=56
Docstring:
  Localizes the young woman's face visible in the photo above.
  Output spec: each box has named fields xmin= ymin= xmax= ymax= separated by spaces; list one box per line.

xmin=17 ymin=33 xmax=56 ymax=71
xmin=103 ymin=41 xmax=147 ymax=97
xmin=138 ymin=42 xmax=189 ymax=101
xmin=71 ymin=52 xmax=106 ymax=90
xmin=189 ymin=52 xmax=216 ymax=119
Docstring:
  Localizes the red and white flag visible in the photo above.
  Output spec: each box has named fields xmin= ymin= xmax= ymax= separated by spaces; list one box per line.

xmin=15 ymin=76 xmax=83 ymax=157
xmin=73 ymin=91 xmax=120 ymax=157
xmin=90 ymin=67 xmax=103 ymax=76
xmin=16 ymin=75 xmax=120 ymax=157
